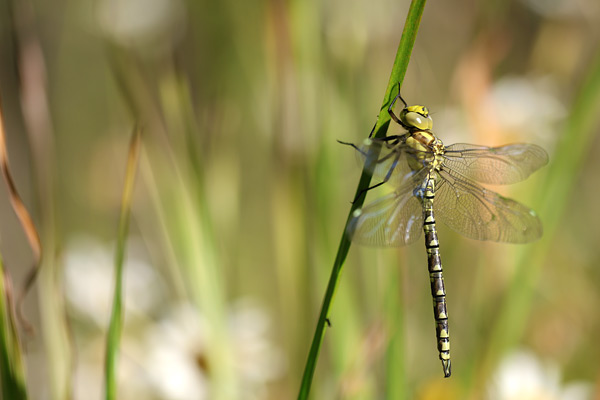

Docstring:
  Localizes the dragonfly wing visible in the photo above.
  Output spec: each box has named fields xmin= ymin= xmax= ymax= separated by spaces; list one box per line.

xmin=434 ymin=168 xmax=543 ymax=243
xmin=349 ymin=170 xmax=428 ymax=247
xmin=353 ymin=137 xmax=431 ymax=188
xmin=443 ymin=143 xmax=548 ymax=184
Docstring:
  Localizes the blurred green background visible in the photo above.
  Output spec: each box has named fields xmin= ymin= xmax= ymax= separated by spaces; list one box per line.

xmin=0 ymin=0 xmax=599 ymax=399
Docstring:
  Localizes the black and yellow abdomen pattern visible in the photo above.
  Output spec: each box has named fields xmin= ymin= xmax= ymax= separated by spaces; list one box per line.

xmin=421 ymin=176 xmax=451 ymax=377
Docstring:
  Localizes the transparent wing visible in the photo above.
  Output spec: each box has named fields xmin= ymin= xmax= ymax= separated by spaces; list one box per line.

xmin=351 ymin=137 xmax=433 ymax=188
xmin=443 ymin=143 xmax=548 ymax=185
xmin=434 ymin=168 xmax=542 ymax=243
xmin=348 ymin=168 xmax=428 ymax=247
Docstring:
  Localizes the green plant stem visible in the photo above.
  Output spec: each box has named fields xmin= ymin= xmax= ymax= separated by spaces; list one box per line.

xmin=297 ymin=1 xmax=427 ymax=398
xmin=0 ymin=257 xmax=28 ymax=400
xmin=104 ymin=126 xmax=142 ymax=400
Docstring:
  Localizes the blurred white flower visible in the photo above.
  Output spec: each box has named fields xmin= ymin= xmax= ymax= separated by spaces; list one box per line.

xmin=143 ymin=304 xmax=210 ymax=400
xmin=141 ymin=300 xmax=285 ymax=400
xmin=228 ymin=300 xmax=284 ymax=385
xmin=73 ymin=337 xmax=157 ymax=400
xmin=64 ymin=235 xmax=164 ymax=327
xmin=519 ymin=0 xmax=586 ymax=18
xmin=434 ymin=76 xmax=564 ymax=148
xmin=96 ymin=0 xmax=186 ymax=54
xmin=64 ymin=236 xmax=283 ymax=399
xmin=487 ymin=350 xmax=593 ymax=400
xmin=483 ymin=76 xmax=565 ymax=145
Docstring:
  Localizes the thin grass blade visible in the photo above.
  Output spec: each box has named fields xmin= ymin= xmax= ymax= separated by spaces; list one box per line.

xmin=104 ymin=126 xmax=142 ymax=400
xmin=0 ymin=256 xmax=28 ymax=400
xmin=0 ymin=96 xmax=42 ymax=331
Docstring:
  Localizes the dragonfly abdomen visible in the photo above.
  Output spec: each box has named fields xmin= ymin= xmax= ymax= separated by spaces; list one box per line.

xmin=422 ymin=178 xmax=451 ymax=377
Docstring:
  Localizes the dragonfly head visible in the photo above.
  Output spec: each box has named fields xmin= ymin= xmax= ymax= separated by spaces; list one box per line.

xmin=400 ymin=105 xmax=433 ymax=130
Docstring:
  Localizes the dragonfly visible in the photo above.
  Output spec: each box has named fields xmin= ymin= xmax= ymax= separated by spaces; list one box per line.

xmin=341 ymin=88 xmax=548 ymax=377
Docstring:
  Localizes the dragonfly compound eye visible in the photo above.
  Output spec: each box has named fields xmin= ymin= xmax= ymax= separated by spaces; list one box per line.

xmin=401 ymin=105 xmax=433 ymax=131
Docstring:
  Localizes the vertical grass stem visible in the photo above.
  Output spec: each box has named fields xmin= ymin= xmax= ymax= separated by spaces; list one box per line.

xmin=297 ymin=1 xmax=427 ymax=398
xmin=104 ymin=126 xmax=142 ymax=400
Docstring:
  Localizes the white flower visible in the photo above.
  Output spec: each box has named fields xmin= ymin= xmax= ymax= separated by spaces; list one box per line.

xmin=518 ymin=0 xmax=584 ymax=18
xmin=487 ymin=350 xmax=593 ymax=400
xmin=141 ymin=300 xmax=285 ymax=400
xmin=143 ymin=304 xmax=210 ymax=400
xmin=63 ymin=235 xmax=164 ymax=327
xmin=483 ymin=76 xmax=565 ymax=142
xmin=436 ymin=76 xmax=564 ymax=149
xmin=64 ymin=236 xmax=284 ymax=399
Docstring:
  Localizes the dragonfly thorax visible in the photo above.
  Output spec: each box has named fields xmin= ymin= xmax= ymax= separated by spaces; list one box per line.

xmin=400 ymin=105 xmax=433 ymax=131
xmin=405 ymin=131 xmax=445 ymax=171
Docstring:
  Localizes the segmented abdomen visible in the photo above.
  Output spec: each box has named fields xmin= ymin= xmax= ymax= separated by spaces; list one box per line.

xmin=422 ymin=177 xmax=451 ymax=377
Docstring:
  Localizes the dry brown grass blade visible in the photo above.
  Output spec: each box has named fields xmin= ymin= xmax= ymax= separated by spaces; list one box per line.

xmin=0 ymin=97 xmax=42 ymax=331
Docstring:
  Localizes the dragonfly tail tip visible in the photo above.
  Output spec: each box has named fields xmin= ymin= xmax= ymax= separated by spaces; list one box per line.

xmin=442 ymin=359 xmax=451 ymax=378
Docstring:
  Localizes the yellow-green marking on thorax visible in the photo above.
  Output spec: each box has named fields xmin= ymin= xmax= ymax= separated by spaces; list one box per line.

xmin=401 ymin=105 xmax=445 ymax=172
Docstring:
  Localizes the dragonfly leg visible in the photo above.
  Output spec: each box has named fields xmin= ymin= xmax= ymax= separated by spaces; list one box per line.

xmin=337 ymin=138 xmax=401 ymax=166
xmin=337 ymin=140 xmax=396 ymax=183
xmin=376 ymin=134 xmax=405 ymax=143
xmin=367 ymin=121 xmax=377 ymax=138
xmin=337 ymin=140 xmax=368 ymax=157
xmin=337 ymin=135 xmax=404 ymax=157
xmin=352 ymin=181 xmax=385 ymax=204
xmin=351 ymin=153 xmax=401 ymax=204
xmin=388 ymin=82 xmax=408 ymax=127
